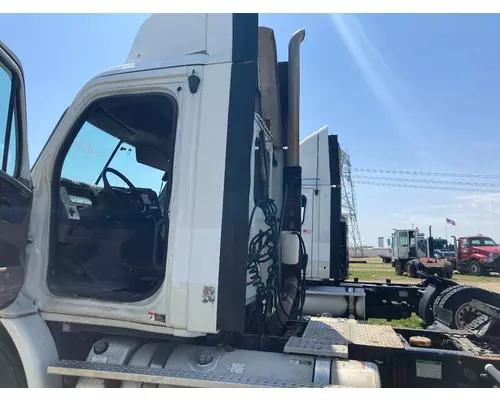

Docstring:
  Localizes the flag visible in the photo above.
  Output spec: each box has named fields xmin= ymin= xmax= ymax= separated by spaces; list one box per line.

xmin=446 ymin=218 xmax=456 ymax=226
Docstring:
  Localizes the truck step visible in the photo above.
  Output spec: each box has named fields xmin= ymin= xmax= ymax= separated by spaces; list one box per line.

xmin=284 ymin=317 xmax=403 ymax=357
xmin=47 ymin=359 xmax=336 ymax=388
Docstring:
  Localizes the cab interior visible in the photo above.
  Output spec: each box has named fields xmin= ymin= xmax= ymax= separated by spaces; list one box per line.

xmin=47 ymin=93 xmax=177 ymax=302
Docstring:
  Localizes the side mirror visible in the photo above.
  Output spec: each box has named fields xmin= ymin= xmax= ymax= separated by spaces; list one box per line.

xmin=301 ymin=194 xmax=307 ymax=225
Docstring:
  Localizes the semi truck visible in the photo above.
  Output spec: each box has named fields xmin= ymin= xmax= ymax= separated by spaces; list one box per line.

xmin=0 ymin=13 xmax=500 ymax=388
xmin=379 ymin=235 xmax=450 ymax=265
xmin=388 ymin=228 xmax=454 ymax=278
xmin=451 ymin=235 xmax=500 ymax=276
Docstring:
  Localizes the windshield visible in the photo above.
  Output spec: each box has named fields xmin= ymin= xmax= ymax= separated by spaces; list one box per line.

xmin=97 ymin=141 xmax=164 ymax=194
xmin=63 ymin=121 xmax=165 ymax=195
xmin=470 ymin=237 xmax=497 ymax=246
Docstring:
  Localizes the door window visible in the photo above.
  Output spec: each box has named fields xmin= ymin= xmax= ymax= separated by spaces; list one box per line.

xmin=398 ymin=232 xmax=409 ymax=247
xmin=0 ymin=46 xmax=30 ymax=311
xmin=0 ymin=62 xmax=17 ymax=177
xmin=50 ymin=93 xmax=178 ymax=303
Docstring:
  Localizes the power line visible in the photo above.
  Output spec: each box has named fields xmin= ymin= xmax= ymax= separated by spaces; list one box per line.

xmin=353 ymin=175 xmax=500 ymax=187
xmin=353 ymin=168 xmax=500 ymax=179
xmin=353 ymin=180 xmax=500 ymax=193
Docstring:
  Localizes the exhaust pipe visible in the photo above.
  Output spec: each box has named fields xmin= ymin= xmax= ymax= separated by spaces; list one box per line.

xmin=287 ymin=29 xmax=305 ymax=167
xmin=272 ymin=29 xmax=306 ymax=334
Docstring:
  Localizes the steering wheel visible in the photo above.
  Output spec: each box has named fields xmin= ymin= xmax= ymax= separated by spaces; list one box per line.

xmin=102 ymin=167 xmax=143 ymax=211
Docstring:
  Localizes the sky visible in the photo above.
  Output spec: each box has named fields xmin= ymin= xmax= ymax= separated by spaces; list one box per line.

xmin=1 ymin=13 xmax=500 ymax=245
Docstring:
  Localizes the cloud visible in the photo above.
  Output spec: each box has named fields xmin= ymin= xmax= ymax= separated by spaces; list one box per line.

xmin=454 ymin=192 xmax=500 ymax=204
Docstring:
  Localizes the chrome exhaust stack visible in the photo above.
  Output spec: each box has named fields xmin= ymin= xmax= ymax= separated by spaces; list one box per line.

xmin=286 ymin=29 xmax=305 ymax=167
xmin=269 ymin=29 xmax=306 ymax=335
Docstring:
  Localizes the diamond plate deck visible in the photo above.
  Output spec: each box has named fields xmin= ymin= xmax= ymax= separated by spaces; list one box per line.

xmin=303 ymin=317 xmax=351 ymax=342
xmin=284 ymin=317 xmax=403 ymax=357
xmin=284 ymin=336 xmax=349 ymax=358
xmin=285 ymin=317 xmax=350 ymax=358
xmin=349 ymin=324 xmax=403 ymax=349
xmin=48 ymin=360 xmax=347 ymax=388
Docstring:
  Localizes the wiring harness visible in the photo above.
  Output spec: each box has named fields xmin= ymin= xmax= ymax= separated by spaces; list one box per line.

xmin=246 ymin=191 xmax=308 ymax=333
xmin=247 ymin=198 xmax=280 ymax=300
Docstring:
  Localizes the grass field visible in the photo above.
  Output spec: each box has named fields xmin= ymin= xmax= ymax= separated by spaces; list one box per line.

xmin=349 ymin=257 xmax=500 ymax=328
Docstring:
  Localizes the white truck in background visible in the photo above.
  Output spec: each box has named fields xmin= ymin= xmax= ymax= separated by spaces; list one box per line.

xmin=0 ymin=13 xmax=499 ymax=389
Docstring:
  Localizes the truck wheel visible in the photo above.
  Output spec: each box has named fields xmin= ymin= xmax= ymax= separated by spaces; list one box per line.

xmin=458 ymin=264 xmax=469 ymax=274
xmin=442 ymin=261 xmax=454 ymax=278
xmin=469 ymin=261 xmax=485 ymax=276
xmin=432 ymin=285 xmax=496 ymax=330
xmin=416 ymin=261 xmax=426 ymax=272
xmin=406 ymin=260 xmax=417 ymax=278
xmin=395 ymin=261 xmax=403 ymax=276
xmin=0 ymin=337 xmax=27 ymax=388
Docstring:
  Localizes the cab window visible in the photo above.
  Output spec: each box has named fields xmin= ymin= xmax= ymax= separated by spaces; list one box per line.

xmin=0 ymin=61 xmax=17 ymax=177
xmin=49 ymin=92 xmax=178 ymax=303
xmin=398 ymin=233 xmax=409 ymax=247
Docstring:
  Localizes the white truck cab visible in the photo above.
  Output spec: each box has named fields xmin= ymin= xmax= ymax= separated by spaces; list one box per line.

xmin=1 ymin=13 xmax=259 ymax=335
xmin=0 ymin=13 xmax=296 ymax=386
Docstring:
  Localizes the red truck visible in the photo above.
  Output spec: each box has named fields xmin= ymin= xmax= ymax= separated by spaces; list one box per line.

xmin=452 ymin=234 xmax=500 ymax=276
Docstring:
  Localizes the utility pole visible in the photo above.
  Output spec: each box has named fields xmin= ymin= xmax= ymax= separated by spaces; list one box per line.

xmin=341 ymin=150 xmax=364 ymax=257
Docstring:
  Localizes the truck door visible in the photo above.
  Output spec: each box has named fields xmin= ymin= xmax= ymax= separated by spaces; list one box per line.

xmin=397 ymin=230 xmax=410 ymax=259
xmin=0 ymin=42 xmax=32 ymax=310
xmin=458 ymin=238 xmax=470 ymax=262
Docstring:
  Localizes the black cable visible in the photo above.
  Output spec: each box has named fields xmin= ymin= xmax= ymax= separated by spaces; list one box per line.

xmin=246 ymin=182 xmax=309 ymax=332
xmin=271 ymin=228 xmax=309 ymax=330
xmin=246 ymin=196 xmax=280 ymax=333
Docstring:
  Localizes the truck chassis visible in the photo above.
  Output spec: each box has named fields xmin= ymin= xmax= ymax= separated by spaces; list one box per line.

xmin=43 ymin=312 xmax=500 ymax=388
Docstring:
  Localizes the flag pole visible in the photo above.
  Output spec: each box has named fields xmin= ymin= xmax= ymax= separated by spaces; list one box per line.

xmin=445 ymin=218 xmax=448 ymax=243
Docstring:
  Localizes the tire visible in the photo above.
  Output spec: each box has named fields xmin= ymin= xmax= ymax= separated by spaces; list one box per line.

xmin=406 ymin=260 xmax=417 ymax=278
xmin=0 ymin=337 xmax=27 ymax=388
xmin=395 ymin=261 xmax=403 ymax=276
xmin=469 ymin=260 xmax=485 ymax=276
xmin=432 ymin=285 xmax=497 ymax=330
xmin=416 ymin=261 xmax=426 ymax=272
xmin=458 ymin=264 xmax=469 ymax=274
xmin=441 ymin=261 xmax=454 ymax=279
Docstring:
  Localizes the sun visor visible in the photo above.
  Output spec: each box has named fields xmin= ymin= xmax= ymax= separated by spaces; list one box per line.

xmin=126 ymin=14 xmax=257 ymax=65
